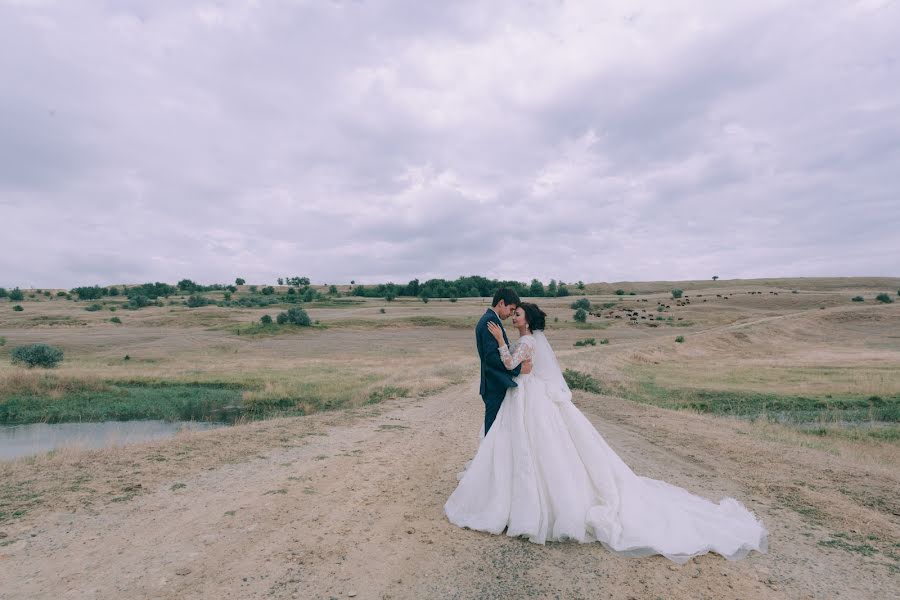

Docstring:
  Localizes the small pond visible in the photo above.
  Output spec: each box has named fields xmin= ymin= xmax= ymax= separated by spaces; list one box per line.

xmin=0 ymin=420 xmax=226 ymax=461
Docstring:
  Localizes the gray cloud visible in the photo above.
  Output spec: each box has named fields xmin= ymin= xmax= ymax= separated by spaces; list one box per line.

xmin=1 ymin=0 xmax=898 ymax=289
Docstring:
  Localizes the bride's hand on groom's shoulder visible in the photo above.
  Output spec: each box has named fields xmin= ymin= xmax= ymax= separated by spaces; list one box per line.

xmin=487 ymin=321 xmax=505 ymax=344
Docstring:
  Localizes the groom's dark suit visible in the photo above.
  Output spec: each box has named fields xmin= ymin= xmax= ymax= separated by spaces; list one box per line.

xmin=476 ymin=308 xmax=522 ymax=435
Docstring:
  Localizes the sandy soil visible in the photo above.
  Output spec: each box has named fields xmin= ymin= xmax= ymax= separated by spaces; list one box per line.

xmin=1 ymin=377 xmax=897 ymax=600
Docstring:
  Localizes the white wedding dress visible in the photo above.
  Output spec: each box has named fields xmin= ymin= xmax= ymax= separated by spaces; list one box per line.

xmin=444 ymin=331 xmax=767 ymax=564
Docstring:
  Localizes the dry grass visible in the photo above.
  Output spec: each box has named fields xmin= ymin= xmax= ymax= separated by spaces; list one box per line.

xmin=1 ymin=275 xmax=898 ymax=437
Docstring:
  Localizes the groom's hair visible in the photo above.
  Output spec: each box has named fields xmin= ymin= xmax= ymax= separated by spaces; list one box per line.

xmin=492 ymin=288 xmax=520 ymax=308
xmin=520 ymin=302 xmax=547 ymax=331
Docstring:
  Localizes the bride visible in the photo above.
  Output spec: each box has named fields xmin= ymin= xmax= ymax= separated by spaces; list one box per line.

xmin=444 ymin=302 xmax=768 ymax=563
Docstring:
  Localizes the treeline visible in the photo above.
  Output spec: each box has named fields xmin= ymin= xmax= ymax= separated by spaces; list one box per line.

xmin=351 ymin=276 xmax=581 ymax=300
xmin=40 ymin=275 xmax=585 ymax=305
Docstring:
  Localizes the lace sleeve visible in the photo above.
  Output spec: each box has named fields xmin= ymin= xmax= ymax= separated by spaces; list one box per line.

xmin=498 ymin=338 xmax=535 ymax=370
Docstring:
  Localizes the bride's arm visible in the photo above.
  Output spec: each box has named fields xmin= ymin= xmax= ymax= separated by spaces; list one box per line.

xmin=498 ymin=339 xmax=535 ymax=370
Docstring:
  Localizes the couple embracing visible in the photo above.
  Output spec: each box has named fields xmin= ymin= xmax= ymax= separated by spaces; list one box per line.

xmin=444 ymin=288 xmax=768 ymax=563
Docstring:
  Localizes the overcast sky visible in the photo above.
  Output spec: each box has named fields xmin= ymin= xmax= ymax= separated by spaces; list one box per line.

xmin=2 ymin=0 xmax=898 ymax=288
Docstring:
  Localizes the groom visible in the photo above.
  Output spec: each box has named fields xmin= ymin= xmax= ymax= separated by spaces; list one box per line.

xmin=476 ymin=288 xmax=532 ymax=435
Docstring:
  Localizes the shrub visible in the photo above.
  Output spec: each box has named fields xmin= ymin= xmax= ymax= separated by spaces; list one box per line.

xmin=9 ymin=287 xmax=24 ymax=301
xmin=302 ymin=288 xmax=317 ymax=302
xmin=851 ymin=296 xmax=864 ymax=302
xmin=249 ymin=285 xmax=258 ymax=292
xmin=329 ymin=285 xmax=339 ymax=295
xmin=385 ymin=292 xmax=396 ymax=302
xmin=379 ymin=308 xmax=386 ymax=314
xmin=125 ymin=295 xmax=152 ymax=310
xmin=671 ymin=289 xmax=683 ymax=299
xmin=0 ymin=287 xmax=6 ymax=298
xmin=599 ymin=338 xmax=609 ymax=345
xmin=875 ymin=293 xmax=893 ymax=304
xmin=85 ymin=303 xmax=103 ymax=312
xmin=449 ymin=297 xmax=458 ymax=303
xmin=261 ymin=286 xmax=275 ymax=295
xmin=420 ymin=295 xmax=429 ymax=303
xmin=260 ymin=314 xmax=273 ymax=325
xmin=675 ymin=336 xmax=685 ymax=343
xmin=614 ymin=289 xmax=625 ymax=295
xmin=573 ymin=308 xmax=587 ymax=323
xmin=0 ymin=336 xmax=5 ymax=346
xmin=574 ymin=338 xmax=596 ymax=347
xmin=287 ymin=287 xmax=296 ymax=295
xmin=186 ymin=294 xmax=212 ymax=308
xmin=11 ymin=343 xmax=64 ymax=368
xmin=223 ymin=292 xmax=232 ymax=301
xmin=13 ymin=305 xmax=23 ymax=311
xmin=285 ymin=307 xmax=311 ymax=326
xmin=563 ymin=369 xmax=602 ymax=394
xmin=570 ymin=298 xmax=592 ymax=311
xmin=275 ymin=307 xmax=311 ymax=326
xmin=110 ymin=316 xmax=122 ymax=324
xmin=56 ymin=291 xmax=67 ymax=297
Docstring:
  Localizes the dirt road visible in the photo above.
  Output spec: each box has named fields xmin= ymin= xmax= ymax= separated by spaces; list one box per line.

xmin=1 ymin=380 xmax=897 ymax=599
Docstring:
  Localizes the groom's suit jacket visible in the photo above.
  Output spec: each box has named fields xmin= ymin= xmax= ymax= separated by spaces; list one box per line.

xmin=476 ymin=308 xmax=522 ymax=403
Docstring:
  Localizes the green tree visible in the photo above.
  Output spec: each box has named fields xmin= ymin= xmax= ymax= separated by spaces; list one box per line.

xmin=712 ymin=275 xmax=719 ymax=281
xmin=529 ymin=279 xmax=545 ymax=297
xmin=260 ymin=314 xmax=273 ymax=325
xmin=547 ymin=279 xmax=558 ymax=297
xmin=9 ymin=287 xmax=25 ymax=301
xmin=574 ymin=308 xmax=588 ymax=323
xmin=277 ymin=278 xmax=284 ymax=285
xmin=280 ymin=307 xmax=311 ymax=326
xmin=11 ymin=343 xmax=64 ymax=368
xmin=570 ymin=298 xmax=591 ymax=311
xmin=671 ymin=289 xmax=683 ymax=299
xmin=235 ymin=278 xmax=246 ymax=286
xmin=186 ymin=295 xmax=211 ymax=307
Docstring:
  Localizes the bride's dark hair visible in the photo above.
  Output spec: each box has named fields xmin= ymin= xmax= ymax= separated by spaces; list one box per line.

xmin=520 ymin=302 xmax=547 ymax=331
